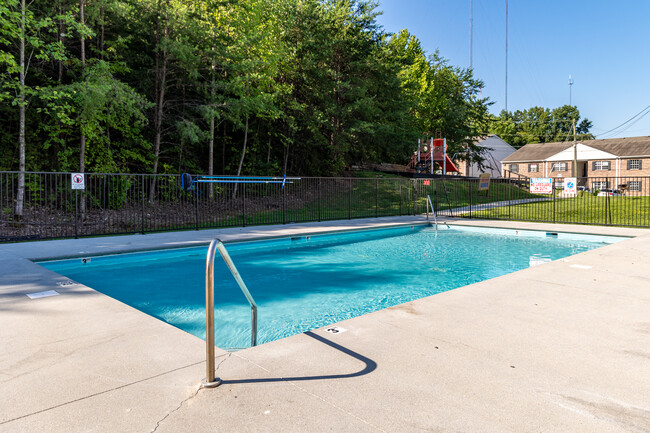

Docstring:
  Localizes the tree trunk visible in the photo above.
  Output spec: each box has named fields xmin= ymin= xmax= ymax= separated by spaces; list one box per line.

xmin=283 ymin=143 xmax=289 ymax=175
xmin=58 ymin=0 xmax=64 ymax=82
xmin=79 ymin=0 xmax=87 ymax=219
xmin=99 ymin=1 xmax=105 ymax=59
xmin=222 ymin=122 xmax=226 ymax=174
xmin=232 ymin=116 xmax=248 ymax=199
xmin=15 ymin=0 xmax=26 ymax=219
xmin=208 ymin=63 xmax=215 ymax=197
xmin=149 ymin=1 xmax=168 ymax=203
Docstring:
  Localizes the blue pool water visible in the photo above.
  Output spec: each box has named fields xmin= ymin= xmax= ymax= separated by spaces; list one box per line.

xmin=39 ymin=225 xmax=623 ymax=349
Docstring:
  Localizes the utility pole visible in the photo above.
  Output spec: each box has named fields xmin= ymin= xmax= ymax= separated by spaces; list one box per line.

xmin=505 ymin=0 xmax=508 ymax=113
xmin=568 ymin=75 xmax=574 ymax=106
xmin=573 ymin=118 xmax=577 ymax=177
xmin=469 ymin=0 xmax=473 ymax=69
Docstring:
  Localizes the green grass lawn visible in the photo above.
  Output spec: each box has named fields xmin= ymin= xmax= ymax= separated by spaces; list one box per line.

xmin=194 ymin=174 xmax=650 ymax=230
xmin=469 ymin=192 xmax=650 ymax=227
xmin=417 ymin=178 xmax=537 ymax=213
xmin=212 ymin=175 xmax=539 ymax=227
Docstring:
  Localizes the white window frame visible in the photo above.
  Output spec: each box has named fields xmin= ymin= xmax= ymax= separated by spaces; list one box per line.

xmin=592 ymin=181 xmax=609 ymax=190
xmin=629 ymin=181 xmax=642 ymax=191
xmin=528 ymin=163 xmax=539 ymax=172
xmin=509 ymin=164 xmax=519 ymax=173
xmin=629 ymin=159 xmax=641 ymax=170
xmin=551 ymin=162 xmax=567 ymax=172
xmin=593 ymin=161 xmax=611 ymax=171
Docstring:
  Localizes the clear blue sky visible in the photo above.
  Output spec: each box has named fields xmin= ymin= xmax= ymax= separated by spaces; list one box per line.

xmin=375 ymin=0 xmax=650 ymax=139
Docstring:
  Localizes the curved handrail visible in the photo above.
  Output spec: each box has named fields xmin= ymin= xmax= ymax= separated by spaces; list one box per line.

xmin=427 ymin=194 xmax=438 ymax=228
xmin=203 ymin=239 xmax=258 ymax=388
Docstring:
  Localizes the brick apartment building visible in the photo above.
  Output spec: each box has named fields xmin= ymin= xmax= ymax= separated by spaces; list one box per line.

xmin=501 ymin=136 xmax=650 ymax=194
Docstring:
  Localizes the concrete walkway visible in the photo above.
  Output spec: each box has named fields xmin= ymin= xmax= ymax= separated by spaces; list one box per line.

xmin=1 ymin=217 xmax=649 ymax=432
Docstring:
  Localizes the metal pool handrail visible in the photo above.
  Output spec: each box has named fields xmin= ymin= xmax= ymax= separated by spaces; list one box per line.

xmin=427 ymin=195 xmax=438 ymax=228
xmin=203 ymin=239 xmax=258 ymax=388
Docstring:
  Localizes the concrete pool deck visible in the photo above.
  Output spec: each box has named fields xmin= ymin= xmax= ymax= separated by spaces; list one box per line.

xmin=1 ymin=217 xmax=649 ymax=432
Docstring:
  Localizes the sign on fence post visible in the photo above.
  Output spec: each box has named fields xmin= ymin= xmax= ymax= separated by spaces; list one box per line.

xmin=530 ymin=177 xmax=552 ymax=194
xmin=563 ymin=177 xmax=577 ymax=195
xmin=478 ymin=173 xmax=490 ymax=192
xmin=71 ymin=173 xmax=85 ymax=190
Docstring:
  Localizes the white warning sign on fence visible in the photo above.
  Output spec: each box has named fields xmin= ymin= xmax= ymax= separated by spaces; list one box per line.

xmin=530 ymin=177 xmax=552 ymax=194
xmin=71 ymin=173 xmax=85 ymax=190
xmin=563 ymin=177 xmax=577 ymax=195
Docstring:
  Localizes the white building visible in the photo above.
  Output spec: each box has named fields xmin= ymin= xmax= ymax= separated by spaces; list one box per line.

xmin=458 ymin=135 xmax=516 ymax=178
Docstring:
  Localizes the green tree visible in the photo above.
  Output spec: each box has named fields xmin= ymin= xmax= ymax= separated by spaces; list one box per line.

xmin=0 ymin=0 xmax=75 ymax=216
xmin=387 ymin=29 xmax=492 ymax=168
xmin=489 ymin=105 xmax=594 ymax=147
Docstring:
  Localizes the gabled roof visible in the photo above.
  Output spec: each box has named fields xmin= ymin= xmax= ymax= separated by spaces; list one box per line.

xmin=502 ymin=136 xmax=650 ymax=163
xmin=475 ymin=135 xmax=516 ymax=152
xmin=546 ymin=143 xmax=616 ymax=161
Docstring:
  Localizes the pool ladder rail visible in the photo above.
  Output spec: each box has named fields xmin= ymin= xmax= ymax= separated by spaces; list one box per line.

xmin=427 ymin=195 xmax=438 ymax=228
xmin=427 ymin=195 xmax=450 ymax=230
xmin=203 ymin=239 xmax=258 ymax=388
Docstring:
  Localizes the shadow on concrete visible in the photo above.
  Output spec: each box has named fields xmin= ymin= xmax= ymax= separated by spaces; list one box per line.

xmin=221 ymin=331 xmax=376 ymax=385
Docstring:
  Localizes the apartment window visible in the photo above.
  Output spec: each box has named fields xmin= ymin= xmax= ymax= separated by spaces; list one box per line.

xmin=627 ymin=159 xmax=642 ymax=170
xmin=629 ymin=181 xmax=642 ymax=192
xmin=528 ymin=163 xmax=539 ymax=172
xmin=592 ymin=161 xmax=611 ymax=171
xmin=509 ymin=164 xmax=519 ymax=173
xmin=551 ymin=162 xmax=567 ymax=172
xmin=592 ymin=181 xmax=609 ymax=190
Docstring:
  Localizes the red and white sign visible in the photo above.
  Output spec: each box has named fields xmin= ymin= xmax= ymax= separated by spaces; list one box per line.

xmin=423 ymin=179 xmax=430 ymax=186
xmin=530 ymin=177 xmax=552 ymax=194
xmin=71 ymin=173 xmax=85 ymax=190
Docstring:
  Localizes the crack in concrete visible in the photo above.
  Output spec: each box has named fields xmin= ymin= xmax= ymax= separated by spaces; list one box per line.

xmin=0 ymin=360 xmax=204 ymax=425
xmin=150 ymin=386 xmax=201 ymax=433
xmin=148 ymin=354 xmax=232 ymax=432
xmin=215 ymin=353 xmax=232 ymax=373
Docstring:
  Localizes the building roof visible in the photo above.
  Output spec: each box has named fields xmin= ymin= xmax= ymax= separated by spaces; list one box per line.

xmin=475 ymin=135 xmax=516 ymax=152
xmin=502 ymin=136 xmax=650 ymax=163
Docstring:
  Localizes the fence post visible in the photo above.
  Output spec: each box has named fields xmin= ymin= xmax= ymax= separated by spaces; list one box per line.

xmin=195 ymin=186 xmax=199 ymax=231
xmin=434 ymin=180 xmax=438 ymax=215
xmin=282 ymin=183 xmax=286 ymax=224
xmin=141 ymin=174 xmax=145 ymax=234
xmin=242 ymin=185 xmax=246 ymax=227
xmin=413 ymin=180 xmax=417 ymax=215
xmin=508 ymin=179 xmax=512 ymax=220
xmin=553 ymin=181 xmax=556 ymax=223
xmin=318 ymin=178 xmax=322 ymax=222
xmin=399 ymin=183 xmax=402 ymax=216
xmin=348 ymin=179 xmax=352 ymax=219
xmin=74 ymin=189 xmax=79 ymax=239
xmin=605 ymin=177 xmax=610 ymax=225
xmin=375 ymin=178 xmax=378 ymax=218
xmin=469 ymin=178 xmax=473 ymax=219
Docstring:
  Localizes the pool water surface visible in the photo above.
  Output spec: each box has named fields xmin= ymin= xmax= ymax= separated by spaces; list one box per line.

xmin=39 ymin=225 xmax=622 ymax=349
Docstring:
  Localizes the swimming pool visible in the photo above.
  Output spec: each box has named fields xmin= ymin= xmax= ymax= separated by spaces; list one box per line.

xmin=39 ymin=225 xmax=623 ymax=349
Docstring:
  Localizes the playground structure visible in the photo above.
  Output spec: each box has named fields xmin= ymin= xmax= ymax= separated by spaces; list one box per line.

xmin=407 ymin=138 xmax=460 ymax=175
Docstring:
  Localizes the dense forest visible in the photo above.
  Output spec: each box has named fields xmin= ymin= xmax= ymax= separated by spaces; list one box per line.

xmin=0 ymin=0 xmax=495 ymax=177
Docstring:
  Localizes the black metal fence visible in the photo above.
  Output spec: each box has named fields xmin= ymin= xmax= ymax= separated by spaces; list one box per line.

xmin=1 ymin=171 xmax=649 ymax=242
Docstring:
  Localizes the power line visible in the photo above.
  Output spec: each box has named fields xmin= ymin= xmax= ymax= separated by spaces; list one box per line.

xmin=596 ymin=103 xmax=650 ymax=139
